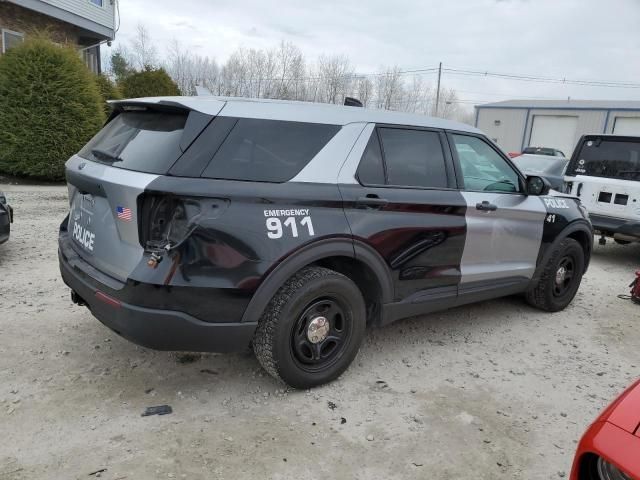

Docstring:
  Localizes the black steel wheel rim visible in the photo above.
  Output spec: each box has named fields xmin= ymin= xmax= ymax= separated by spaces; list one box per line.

xmin=291 ymin=297 xmax=352 ymax=372
xmin=553 ymin=255 xmax=575 ymax=297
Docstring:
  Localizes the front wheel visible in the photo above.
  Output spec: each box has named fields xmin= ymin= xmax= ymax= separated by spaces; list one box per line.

xmin=253 ymin=266 xmax=366 ymax=389
xmin=526 ymin=238 xmax=585 ymax=312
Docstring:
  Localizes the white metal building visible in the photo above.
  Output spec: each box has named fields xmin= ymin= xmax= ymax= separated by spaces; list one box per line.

xmin=475 ymin=100 xmax=640 ymax=156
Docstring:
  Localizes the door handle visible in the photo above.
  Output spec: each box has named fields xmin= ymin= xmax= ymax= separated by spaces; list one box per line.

xmin=476 ymin=201 xmax=498 ymax=212
xmin=356 ymin=194 xmax=389 ymax=209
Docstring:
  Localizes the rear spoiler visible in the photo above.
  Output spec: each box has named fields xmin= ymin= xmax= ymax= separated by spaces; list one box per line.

xmin=108 ymin=96 xmax=226 ymax=118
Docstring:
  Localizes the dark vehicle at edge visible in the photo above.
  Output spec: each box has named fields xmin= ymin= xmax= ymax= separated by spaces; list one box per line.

xmin=0 ymin=192 xmax=13 ymax=244
xmin=513 ymin=154 xmax=569 ymax=191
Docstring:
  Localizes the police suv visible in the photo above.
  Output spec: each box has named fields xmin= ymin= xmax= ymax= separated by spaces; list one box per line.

xmin=59 ymin=96 xmax=593 ymax=388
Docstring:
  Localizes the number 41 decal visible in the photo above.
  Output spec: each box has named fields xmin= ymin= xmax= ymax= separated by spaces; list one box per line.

xmin=267 ymin=216 xmax=315 ymax=239
xmin=546 ymin=214 xmax=556 ymax=223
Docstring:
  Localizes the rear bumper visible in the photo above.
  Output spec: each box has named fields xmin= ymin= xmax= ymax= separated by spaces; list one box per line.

xmin=58 ymin=235 xmax=257 ymax=353
xmin=590 ymin=213 xmax=640 ymax=241
xmin=0 ymin=204 xmax=12 ymax=244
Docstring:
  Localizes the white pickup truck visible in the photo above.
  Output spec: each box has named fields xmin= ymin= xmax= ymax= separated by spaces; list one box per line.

xmin=565 ymin=135 xmax=640 ymax=244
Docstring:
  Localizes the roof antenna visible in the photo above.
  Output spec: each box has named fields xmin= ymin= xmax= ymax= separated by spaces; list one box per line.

xmin=344 ymin=97 xmax=363 ymax=107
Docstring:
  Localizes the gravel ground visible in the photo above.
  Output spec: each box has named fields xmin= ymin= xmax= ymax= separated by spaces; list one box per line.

xmin=1 ymin=183 xmax=639 ymax=480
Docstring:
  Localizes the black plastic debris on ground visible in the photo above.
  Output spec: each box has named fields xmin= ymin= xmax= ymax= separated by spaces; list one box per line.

xmin=141 ymin=405 xmax=173 ymax=417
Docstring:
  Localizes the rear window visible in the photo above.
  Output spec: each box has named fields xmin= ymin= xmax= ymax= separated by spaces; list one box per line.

xmin=569 ymin=138 xmax=640 ymax=181
xmin=201 ymin=119 xmax=340 ymax=182
xmin=79 ymin=111 xmax=188 ymax=174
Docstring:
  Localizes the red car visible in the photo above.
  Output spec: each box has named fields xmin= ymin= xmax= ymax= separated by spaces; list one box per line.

xmin=571 ymin=379 xmax=640 ymax=479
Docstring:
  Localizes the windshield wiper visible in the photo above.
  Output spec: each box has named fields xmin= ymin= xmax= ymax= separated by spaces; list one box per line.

xmin=91 ymin=148 xmax=123 ymax=163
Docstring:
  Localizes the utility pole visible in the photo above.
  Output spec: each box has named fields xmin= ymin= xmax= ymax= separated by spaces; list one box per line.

xmin=435 ymin=61 xmax=442 ymax=116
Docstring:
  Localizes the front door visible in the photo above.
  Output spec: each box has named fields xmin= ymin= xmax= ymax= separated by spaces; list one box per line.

xmin=447 ymin=133 xmax=546 ymax=290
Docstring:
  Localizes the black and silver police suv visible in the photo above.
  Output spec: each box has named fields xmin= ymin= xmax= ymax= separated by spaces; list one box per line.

xmin=59 ymin=96 xmax=593 ymax=388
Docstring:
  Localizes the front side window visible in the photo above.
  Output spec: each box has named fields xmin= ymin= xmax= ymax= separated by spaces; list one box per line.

xmin=451 ymin=134 xmax=521 ymax=193
xmin=201 ymin=119 xmax=340 ymax=183
xmin=89 ymin=0 xmax=104 ymax=6
xmin=2 ymin=29 xmax=24 ymax=53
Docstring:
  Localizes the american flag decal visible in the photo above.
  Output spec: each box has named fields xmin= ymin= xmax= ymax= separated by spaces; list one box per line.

xmin=116 ymin=206 xmax=133 ymax=222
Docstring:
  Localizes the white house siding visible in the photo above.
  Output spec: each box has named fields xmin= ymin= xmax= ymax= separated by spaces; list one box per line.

xmin=476 ymin=108 xmax=527 ymax=153
xmin=41 ymin=0 xmax=114 ymax=30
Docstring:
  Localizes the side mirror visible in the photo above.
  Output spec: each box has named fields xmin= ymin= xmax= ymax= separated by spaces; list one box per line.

xmin=526 ymin=175 xmax=551 ymax=196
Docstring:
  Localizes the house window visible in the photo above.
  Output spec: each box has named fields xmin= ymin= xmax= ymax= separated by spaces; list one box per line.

xmin=2 ymin=29 xmax=24 ymax=54
xmin=89 ymin=0 xmax=104 ymax=6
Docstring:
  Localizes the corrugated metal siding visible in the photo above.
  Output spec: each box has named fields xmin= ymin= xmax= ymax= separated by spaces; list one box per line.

xmin=521 ymin=109 xmax=605 ymax=155
xmin=605 ymin=110 xmax=640 ymax=134
xmin=40 ymin=0 xmax=113 ymax=29
xmin=476 ymin=108 xmax=527 ymax=152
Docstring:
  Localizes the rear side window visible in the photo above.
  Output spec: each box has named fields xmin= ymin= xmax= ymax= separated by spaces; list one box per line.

xmin=377 ymin=128 xmax=448 ymax=188
xmin=356 ymin=133 xmax=386 ymax=185
xmin=201 ymin=119 xmax=340 ymax=182
xmin=79 ymin=111 xmax=188 ymax=174
xmin=569 ymin=138 xmax=640 ymax=180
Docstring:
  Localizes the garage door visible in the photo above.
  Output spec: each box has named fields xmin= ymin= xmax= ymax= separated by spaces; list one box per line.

xmin=613 ymin=117 xmax=640 ymax=135
xmin=529 ymin=115 xmax=578 ymax=157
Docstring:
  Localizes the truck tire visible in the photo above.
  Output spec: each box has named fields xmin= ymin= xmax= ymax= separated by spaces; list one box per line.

xmin=253 ymin=266 xmax=366 ymax=389
xmin=526 ymin=238 xmax=585 ymax=312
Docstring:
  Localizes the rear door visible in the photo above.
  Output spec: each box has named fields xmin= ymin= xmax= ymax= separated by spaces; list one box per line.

xmin=339 ymin=125 xmax=467 ymax=302
xmin=66 ymin=107 xmax=213 ymax=282
xmin=448 ymin=133 xmax=546 ymax=288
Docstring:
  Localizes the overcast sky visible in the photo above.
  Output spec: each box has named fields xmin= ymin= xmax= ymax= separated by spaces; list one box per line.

xmin=110 ymin=0 xmax=640 ymax=107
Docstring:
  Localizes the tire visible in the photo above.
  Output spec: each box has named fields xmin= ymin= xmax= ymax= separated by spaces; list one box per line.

xmin=253 ymin=266 xmax=366 ymax=389
xmin=526 ymin=238 xmax=585 ymax=312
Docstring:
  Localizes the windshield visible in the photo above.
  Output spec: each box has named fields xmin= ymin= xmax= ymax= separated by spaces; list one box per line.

xmin=514 ymin=156 xmax=568 ymax=175
xmin=568 ymin=138 xmax=640 ymax=181
xmin=78 ymin=111 xmax=188 ymax=174
xmin=522 ymin=147 xmax=565 ymax=157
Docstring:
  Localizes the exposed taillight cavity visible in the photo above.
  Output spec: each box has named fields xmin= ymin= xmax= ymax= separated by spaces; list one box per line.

xmin=139 ymin=194 xmax=202 ymax=251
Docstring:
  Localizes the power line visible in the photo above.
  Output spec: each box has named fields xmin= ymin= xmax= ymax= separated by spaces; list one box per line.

xmin=442 ymin=67 xmax=640 ymax=89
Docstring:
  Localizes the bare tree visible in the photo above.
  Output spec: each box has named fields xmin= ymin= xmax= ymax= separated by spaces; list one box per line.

xmin=130 ymin=23 xmax=157 ymax=70
xmin=374 ymin=67 xmax=404 ymax=110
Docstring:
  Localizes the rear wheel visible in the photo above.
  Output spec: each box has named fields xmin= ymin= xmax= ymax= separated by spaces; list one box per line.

xmin=526 ymin=238 xmax=585 ymax=312
xmin=253 ymin=266 xmax=366 ymax=389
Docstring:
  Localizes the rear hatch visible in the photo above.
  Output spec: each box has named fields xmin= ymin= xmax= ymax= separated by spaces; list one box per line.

xmin=565 ymin=136 xmax=640 ymax=220
xmin=65 ymin=101 xmax=223 ymax=281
